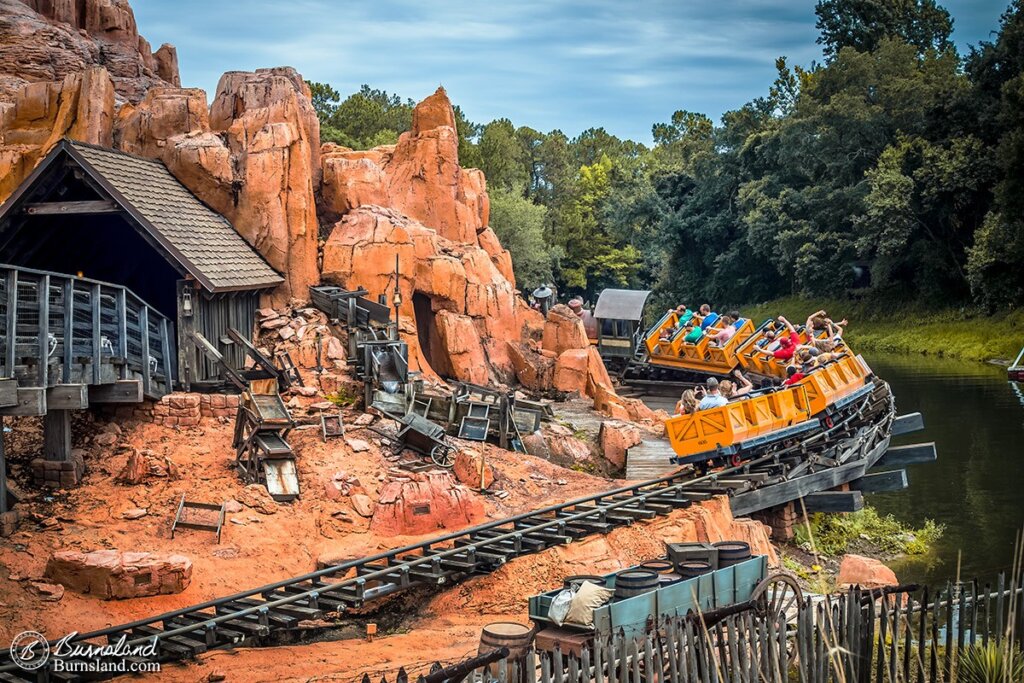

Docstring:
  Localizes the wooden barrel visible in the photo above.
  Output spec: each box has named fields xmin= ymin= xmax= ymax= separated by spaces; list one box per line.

xmin=614 ymin=570 xmax=659 ymax=600
xmin=479 ymin=622 xmax=534 ymax=660
xmin=678 ymin=561 xmax=712 ymax=579
xmin=564 ymin=574 xmax=606 ymax=589
xmin=714 ymin=541 xmax=751 ymax=567
xmin=640 ymin=559 xmax=674 ymax=574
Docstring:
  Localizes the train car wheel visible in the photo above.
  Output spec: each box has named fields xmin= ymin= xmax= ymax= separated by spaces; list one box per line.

xmin=729 ymin=453 xmax=743 ymax=468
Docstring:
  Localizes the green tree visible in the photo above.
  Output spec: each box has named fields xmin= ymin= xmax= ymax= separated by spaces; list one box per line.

xmin=815 ymin=0 xmax=953 ymax=59
xmin=477 ymin=119 xmax=529 ymax=192
xmin=488 ymin=188 xmax=557 ymax=287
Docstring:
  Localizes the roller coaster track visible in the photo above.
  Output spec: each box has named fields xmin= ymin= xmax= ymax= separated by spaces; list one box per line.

xmin=0 ymin=379 xmax=901 ymax=681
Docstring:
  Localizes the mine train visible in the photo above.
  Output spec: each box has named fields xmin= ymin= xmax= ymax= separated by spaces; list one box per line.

xmin=589 ymin=289 xmax=880 ymax=473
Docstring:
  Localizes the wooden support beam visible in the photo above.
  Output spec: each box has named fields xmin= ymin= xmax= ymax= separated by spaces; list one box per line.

xmin=88 ymin=379 xmax=143 ymax=404
xmin=139 ymin=305 xmax=151 ymax=397
xmin=23 ymin=199 xmax=120 ymax=215
xmin=851 ymin=469 xmax=909 ymax=494
xmin=0 ymin=428 xmax=7 ymax=515
xmin=0 ymin=387 xmax=46 ymax=416
xmin=891 ymin=412 xmax=925 ymax=437
xmin=3 ymin=270 xmax=16 ymax=377
xmin=46 ymin=384 xmax=88 ymax=411
xmin=38 ymin=273 xmax=49 ymax=388
xmin=43 ymin=409 xmax=72 ymax=462
xmin=91 ymin=283 xmax=102 ymax=385
xmin=0 ymin=378 xmax=17 ymax=408
xmin=873 ymin=442 xmax=937 ymax=468
xmin=802 ymin=490 xmax=864 ymax=513
xmin=62 ymin=278 xmax=74 ymax=383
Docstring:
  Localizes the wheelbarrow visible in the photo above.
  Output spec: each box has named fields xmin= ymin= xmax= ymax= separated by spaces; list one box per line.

xmin=367 ymin=411 xmax=456 ymax=468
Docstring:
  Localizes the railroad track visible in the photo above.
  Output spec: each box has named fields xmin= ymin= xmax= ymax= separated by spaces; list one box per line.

xmin=0 ymin=382 xmax=898 ymax=682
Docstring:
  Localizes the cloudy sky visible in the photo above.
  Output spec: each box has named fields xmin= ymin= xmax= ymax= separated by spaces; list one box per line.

xmin=133 ymin=0 xmax=1008 ymax=142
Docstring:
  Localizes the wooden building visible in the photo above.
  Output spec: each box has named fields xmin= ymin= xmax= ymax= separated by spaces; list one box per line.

xmin=0 ymin=139 xmax=283 ymax=391
xmin=0 ymin=140 xmax=283 ymax=511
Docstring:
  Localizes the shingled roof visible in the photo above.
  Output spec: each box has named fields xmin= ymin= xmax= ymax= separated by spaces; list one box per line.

xmin=0 ymin=140 xmax=283 ymax=292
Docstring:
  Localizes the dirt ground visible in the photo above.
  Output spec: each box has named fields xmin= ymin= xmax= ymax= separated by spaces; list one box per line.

xmin=0 ymin=407 xmax=616 ymax=645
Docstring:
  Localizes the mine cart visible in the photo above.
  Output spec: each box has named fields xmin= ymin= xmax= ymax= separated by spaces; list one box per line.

xmin=232 ymin=378 xmax=299 ymax=501
xmin=528 ymin=545 xmax=801 ymax=652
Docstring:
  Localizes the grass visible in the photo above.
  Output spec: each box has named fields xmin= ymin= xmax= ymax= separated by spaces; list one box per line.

xmin=793 ymin=506 xmax=945 ymax=558
xmin=740 ymin=296 xmax=1024 ymax=363
xmin=326 ymin=386 xmax=360 ymax=407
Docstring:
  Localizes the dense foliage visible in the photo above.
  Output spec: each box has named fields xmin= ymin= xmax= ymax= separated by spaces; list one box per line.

xmin=308 ymin=0 xmax=1024 ymax=310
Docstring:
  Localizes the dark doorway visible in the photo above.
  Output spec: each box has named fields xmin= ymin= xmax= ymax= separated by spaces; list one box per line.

xmin=413 ymin=292 xmax=435 ymax=369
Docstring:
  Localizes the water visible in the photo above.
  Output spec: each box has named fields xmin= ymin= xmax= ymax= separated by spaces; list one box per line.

xmin=866 ymin=352 xmax=1024 ymax=586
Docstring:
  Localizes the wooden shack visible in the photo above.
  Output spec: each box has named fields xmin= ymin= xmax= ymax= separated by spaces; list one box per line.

xmin=0 ymin=140 xmax=283 ymax=507
xmin=0 ymin=139 xmax=284 ymax=392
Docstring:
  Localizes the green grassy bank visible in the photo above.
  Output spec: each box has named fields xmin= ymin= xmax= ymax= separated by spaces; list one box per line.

xmin=740 ymin=297 xmax=1024 ymax=364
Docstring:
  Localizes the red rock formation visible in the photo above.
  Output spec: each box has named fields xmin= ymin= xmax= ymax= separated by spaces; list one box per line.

xmin=0 ymin=0 xmax=178 ymax=104
xmin=370 ymin=471 xmax=484 ymax=536
xmin=320 ymin=87 xmax=490 ymax=248
xmin=837 ymin=554 xmax=899 ymax=589
xmin=599 ymin=421 xmax=643 ymax=469
xmin=115 ymin=68 xmax=321 ymax=303
xmin=44 ymin=549 xmax=192 ymax=599
xmin=0 ymin=66 xmax=115 ymax=199
xmin=453 ymin=449 xmax=495 ymax=489
xmin=322 ymin=205 xmax=534 ymax=381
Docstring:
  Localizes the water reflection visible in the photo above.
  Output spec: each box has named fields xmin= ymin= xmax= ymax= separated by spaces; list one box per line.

xmin=866 ymin=353 xmax=1024 ymax=586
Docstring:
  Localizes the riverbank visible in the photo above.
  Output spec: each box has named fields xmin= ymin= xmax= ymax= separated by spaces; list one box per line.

xmin=741 ymin=297 xmax=1023 ymax=363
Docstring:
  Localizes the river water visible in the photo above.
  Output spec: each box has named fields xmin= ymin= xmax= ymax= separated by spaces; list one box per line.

xmin=866 ymin=352 xmax=1024 ymax=586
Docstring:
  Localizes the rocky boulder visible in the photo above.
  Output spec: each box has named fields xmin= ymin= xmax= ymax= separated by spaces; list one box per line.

xmin=45 ymin=549 xmax=192 ymax=599
xmin=542 ymin=305 xmax=589 ymax=355
xmin=453 ymin=448 xmax=495 ymax=490
xmin=370 ymin=471 xmax=484 ymax=536
xmin=837 ymin=554 xmax=899 ymax=590
xmin=599 ymin=421 xmax=643 ymax=469
xmin=544 ymin=424 xmax=592 ymax=466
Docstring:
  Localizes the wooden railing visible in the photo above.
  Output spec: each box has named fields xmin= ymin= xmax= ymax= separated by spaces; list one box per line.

xmin=0 ymin=264 xmax=174 ymax=398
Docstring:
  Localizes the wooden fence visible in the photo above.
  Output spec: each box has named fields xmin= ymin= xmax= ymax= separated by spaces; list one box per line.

xmin=366 ymin=574 xmax=1024 ymax=683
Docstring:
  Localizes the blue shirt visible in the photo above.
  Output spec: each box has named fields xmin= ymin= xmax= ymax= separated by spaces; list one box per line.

xmin=698 ymin=394 xmax=728 ymax=410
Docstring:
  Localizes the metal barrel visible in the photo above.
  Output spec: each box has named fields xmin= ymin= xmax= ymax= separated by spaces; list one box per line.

xmin=614 ymin=569 xmax=660 ymax=600
xmin=677 ymin=560 xmax=713 ymax=579
xmin=713 ymin=541 xmax=751 ymax=567
xmin=564 ymin=575 xmax=607 ymax=590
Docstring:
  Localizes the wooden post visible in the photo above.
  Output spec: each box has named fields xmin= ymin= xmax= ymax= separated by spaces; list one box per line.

xmin=90 ymin=283 xmax=101 ymax=385
xmin=62 ymin=278 xmax=73 ymax=383
xmin=176 ymin=280 xmax=194 ymax=391
xmin=38 ymin=274 xmax=49 ymax=387
xmin=43 ymin=409 xmax=71 ymax=462
xmin=139 ymin=304 xmax=151 ymax=397
xmin=0 ymin=427 xmax=8 ymax=514
xmin=116 ymin=288 xmax=128 ymax=380
xmin=4 ymin=269 xmax=17 ymax=378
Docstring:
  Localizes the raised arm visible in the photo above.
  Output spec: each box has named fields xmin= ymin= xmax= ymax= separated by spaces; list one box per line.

xmin=777 ymin=315 xmax=797 ymax=336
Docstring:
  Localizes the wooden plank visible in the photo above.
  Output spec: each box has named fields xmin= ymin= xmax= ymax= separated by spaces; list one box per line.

xmin=0 ymin=387 xmax=46 ymax=416
xmin=43 ymin=409 xmax=72 ymax=462
xmin=139 ymin=305 xmax=151 ymax=396
xmin=802 ymin=491 xmax=864 ymax=513
xmin=91 ymin=283 xmax=101 ymax=385
xmin=0 ymin=378 xmax=17 ymax=408
xmin=851 ymin=469 xmax=908 ymax=493
xmin=160 ymin=317 xmax=173 ymax=389
xmin=24 ymin=199 xmax=119 ymax=215
xmin=89 ymin=379 xmax=143 ymax=404
xmin=46 ymin=384 xmax=88 ymax=410
xmin=873 ymin=442 xmax=936 ymax=468
xmin=3 ymin=270 xmax=15 ymax=378
xmin=891 ymin=412 xmax=924 ymax=436
xmin=38 ymin=274 xmax=49 ymax=387
xmin=116 ymin=288 xmax=128 ymax=380
xmin=0 ymin=427 xmax=7 ymax=515
xmin=729 ymin=457 xmax=871 ymax=517
xmin=62 ymin=278 xmax=73 ymax=383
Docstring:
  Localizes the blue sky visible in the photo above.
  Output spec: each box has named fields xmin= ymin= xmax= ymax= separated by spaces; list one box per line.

xmin=133 ymin=0 xmax=1009 ymax=142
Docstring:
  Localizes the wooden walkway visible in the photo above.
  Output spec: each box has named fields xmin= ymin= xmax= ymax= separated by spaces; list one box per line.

xmin=0 ymin=263 xmax=175 ymax=416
